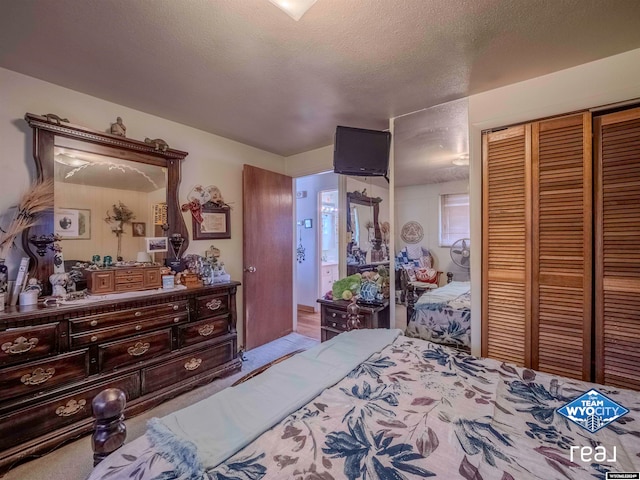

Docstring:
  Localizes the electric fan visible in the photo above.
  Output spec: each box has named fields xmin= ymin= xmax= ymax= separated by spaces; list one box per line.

xmin=450 ymin=238 xmax=470 ymax=269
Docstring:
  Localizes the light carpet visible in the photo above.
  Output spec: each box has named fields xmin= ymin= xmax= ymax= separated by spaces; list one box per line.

xmin=3 ymin=332 xmax=318 ymax=480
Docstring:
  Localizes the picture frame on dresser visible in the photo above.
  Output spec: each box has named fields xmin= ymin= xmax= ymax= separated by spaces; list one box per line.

xmin=193 ymin=205 xmax=231 ymax=240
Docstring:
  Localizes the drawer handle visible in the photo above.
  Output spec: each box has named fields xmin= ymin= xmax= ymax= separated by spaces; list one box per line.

xmin=55 ymin=398 xmax=87 ymax=417
xmin=21 ymin=367 xmax=55 ymax=386
xmin=135 ymin=325 xmax=142 ymax=331
xmin=91 ymin=336 xmax=98 ymax=342
xmin=184 ymin=358 xmax=202 ymax=371
xmin=134 ymin=311 xmax=142 ymax=317
xmin=206 ymin=299 xmax=222 ymax=311
xmin=90 ymin=320 xmax=98 ymax=327
xmin=171 ymin=304 xmax=179 ymax=311
xmin=173 ymin=317 xmax=181 ymax=323
xmin=332 ymin=322 xmax=337 ymax=328
xmin=127 ymin=342 xmax=150 ymax=356
xmin=1 ymin=336 xmax=39 ymax=355
xmin=331 ymin=313 xmax=337 ymax=318
xmin=198 ymin=324 xmax=215 ymax=337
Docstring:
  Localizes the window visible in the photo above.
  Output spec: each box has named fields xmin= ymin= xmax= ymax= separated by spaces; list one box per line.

xmin=440 ymin=193 xmax=470 ymax=247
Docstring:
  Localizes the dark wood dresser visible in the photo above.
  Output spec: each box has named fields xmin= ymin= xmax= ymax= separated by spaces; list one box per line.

xmin=0 ymin=282 xmax=241 ymax=471
xmin=317 ymin=298 xmax=390 ymax=342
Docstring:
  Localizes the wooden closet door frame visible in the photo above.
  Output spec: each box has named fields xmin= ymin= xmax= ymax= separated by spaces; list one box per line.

xmin=531 ymin=113 xmax=592 ymax=380
xmin=482 ymin=125 xmax=532 ymax=365
xmin=594 ymin=106 xmax=640 ymax=386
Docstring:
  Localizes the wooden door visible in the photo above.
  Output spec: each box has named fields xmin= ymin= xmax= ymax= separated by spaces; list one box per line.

xmin=531 ymin=113 xmax=592 ymax=380
xmin=595 ymin=106 xmax=640 ymax=389
xmin=242 ymin=165 xmax=294 ymax=350
xmin=482 ymin=125 xmax=532 ymax=366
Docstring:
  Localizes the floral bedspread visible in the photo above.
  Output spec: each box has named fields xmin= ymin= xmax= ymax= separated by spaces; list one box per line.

xmin=89 ymin=336 xmax=640 ymax=480
xmin=405 ymin=289 xmax=471 ymax=349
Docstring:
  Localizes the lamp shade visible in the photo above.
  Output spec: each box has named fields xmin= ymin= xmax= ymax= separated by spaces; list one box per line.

xmin=136 ymin=252 xmax=152 ymax=263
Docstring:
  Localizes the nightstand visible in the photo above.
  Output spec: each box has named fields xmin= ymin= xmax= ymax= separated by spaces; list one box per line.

xmin=316 ymin=298 xmax=390 ymax=342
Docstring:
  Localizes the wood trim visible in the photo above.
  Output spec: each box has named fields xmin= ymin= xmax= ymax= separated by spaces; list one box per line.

xmin=524 ymin=123 xmax=533 ymax=368
xmin=530 ymin=121 xmax=540 ymax=370
xmin=297 ymin=304 xmax=316 ymax=313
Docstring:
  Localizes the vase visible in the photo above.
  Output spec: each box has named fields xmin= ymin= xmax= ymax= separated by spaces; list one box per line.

xmin=0 ymin=258 xmax=8 ymax=294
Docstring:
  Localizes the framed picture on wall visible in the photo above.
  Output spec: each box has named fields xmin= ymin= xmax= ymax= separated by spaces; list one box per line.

xmin=55 ymin=208 xmax=91 ymax=239
xmin=132 ymin=222 xmax=146 ymax=237
xmin=193 ymin=205 xmax=231 ymax=240
xmin=145 ymin=237 xmax=168 ymax=253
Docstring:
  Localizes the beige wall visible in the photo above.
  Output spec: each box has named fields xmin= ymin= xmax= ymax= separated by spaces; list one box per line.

xmin=0 ymin=67 xmax=286 ymax=346
xmin=285 ymin=144 xmax=334 ymax=177
xmin=395 ymin=179 xmax=470 ymax=285
xmin=467 ymin=47 xmax=640 ymax=356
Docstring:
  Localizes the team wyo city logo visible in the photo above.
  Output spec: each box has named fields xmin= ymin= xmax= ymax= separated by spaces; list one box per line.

xmin=557 ymin=389 xmax=629 ymax=433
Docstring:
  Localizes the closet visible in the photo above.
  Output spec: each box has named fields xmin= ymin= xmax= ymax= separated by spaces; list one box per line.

xmin=482 ymin=106 xmax=639 ymax=387
xmin=595 ymin=107 xmax=640 ymax=389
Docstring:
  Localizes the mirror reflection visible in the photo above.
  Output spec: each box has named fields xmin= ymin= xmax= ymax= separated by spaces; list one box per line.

xmin=54 ymin=143 xmax=167 ymax=264
xmin=393 ymin=98 xmax=471 ymax=351
xmin=345 ymin=177 xmax=390 ymax=276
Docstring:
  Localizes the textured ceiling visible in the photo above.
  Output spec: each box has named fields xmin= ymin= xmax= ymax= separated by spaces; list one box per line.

xmin=1 ymin=0 xmax=640 ymax=159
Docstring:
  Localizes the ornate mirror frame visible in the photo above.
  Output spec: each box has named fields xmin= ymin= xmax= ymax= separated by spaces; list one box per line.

xmin=24 ymin=113 xmax=189 ymax=291
xmin=346 ymin=191 xmax=382 ymax=244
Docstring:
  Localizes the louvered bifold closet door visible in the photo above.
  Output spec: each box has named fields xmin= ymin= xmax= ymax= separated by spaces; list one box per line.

xmin=532 ymin=113 xmax=592 ymax=380
xmin=595 ymin=106 xmax=640 ymax=389
xmin=482 ymin=125 xmax=531 ymax=366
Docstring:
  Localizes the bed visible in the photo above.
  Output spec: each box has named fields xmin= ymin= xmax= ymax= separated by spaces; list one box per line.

xmin=405 ymin=280 xmax=471 ymax=351
xmin=87 ymin=329 xmax=640 ymax=480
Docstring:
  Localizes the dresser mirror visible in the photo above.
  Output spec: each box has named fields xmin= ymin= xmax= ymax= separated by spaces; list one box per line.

xmin=24 ymin=113 xmax=189 ymax=291
xmin=346 ymin=191 xmax=382 ymax=260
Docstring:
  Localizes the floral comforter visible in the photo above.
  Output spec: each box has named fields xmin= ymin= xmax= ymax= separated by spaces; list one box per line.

xmin=405 ymin=282 xmax=471 ymax=349
xmin=89 ymin=336 xmax=640 ymax=480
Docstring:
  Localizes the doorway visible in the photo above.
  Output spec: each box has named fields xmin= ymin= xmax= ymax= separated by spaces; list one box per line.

xmin=294 ymin=172 xmax=339 ymax=340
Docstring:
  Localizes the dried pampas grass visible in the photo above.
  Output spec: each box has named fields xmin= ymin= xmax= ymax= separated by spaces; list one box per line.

xmin=0 ymin=178 xmax=54 ymax=258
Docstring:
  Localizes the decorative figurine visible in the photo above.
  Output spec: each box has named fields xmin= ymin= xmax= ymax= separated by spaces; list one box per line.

xmin=110 ymin=117 xmax=126 ymax=137
xmin=49 ymin=272 xmax=69 ymax=297
xmin=144 ymin=137 xmax=169 ymax=152
xmin=43 ymin=113 xmax=69 ymax=125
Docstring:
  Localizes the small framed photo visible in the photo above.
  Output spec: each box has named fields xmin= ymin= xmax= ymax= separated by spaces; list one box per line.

xmin=132 ymin=222 xmax=146 ymax=237
xmin=55 ymin=208 xmax=91 ymax=239
xmin=145 ymin=236 xmax=168 ymax=253
xmin=193 ymin=205 xmax=231 ymax=240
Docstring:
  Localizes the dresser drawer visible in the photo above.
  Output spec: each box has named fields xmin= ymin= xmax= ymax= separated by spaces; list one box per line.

xmin=195 ymin=292 xmax=230 ymax=319
xmin=0 ymin=373 xmax=140 ymax=452
xmin=0 ymin=350 xmax=89 ymax=402
xmin=85 ymin=270 xmax=115 ymax=294
xmin=179 ymin=316 xmax=229 ymax=348
xmin=115 ymin=272 xmax=143 ymax=285
xmin=141 ymin=339 xmax=235 ymax=394
xmin=70 ymin=312 xmax=188 ymax=349
xmin=322 ymin=306 xmax=350 ymax=330
xmin=143 ymin=268 xmax=162 ymax=288
xmin=70 ymin=300 xmax=189 ymax=334
xmin=99 ymin=330 xmax=172 ymax=371
xmin=0 ymin=323 xmax=60 ymax=367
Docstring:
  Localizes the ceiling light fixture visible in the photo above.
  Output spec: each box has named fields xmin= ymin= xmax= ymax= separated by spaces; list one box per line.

xmin=268 ymin=0 xmax=317 ymax=21
xmin=452 ymin=154 xmax=469 ymax=166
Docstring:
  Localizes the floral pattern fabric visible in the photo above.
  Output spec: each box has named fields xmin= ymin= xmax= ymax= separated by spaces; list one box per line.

xmin=405 ymin=291 xmax=471 ymax=349
xmin=89 ymin=336 xmax=640 ymax=480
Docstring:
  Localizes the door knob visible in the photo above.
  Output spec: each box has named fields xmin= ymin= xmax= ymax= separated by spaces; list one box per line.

xmin=244 ymin=266 xmax=257 ymax=273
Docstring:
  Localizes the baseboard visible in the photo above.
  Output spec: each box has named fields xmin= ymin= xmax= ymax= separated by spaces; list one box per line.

xmin=297 ymin=304 xmax=316 ymax=313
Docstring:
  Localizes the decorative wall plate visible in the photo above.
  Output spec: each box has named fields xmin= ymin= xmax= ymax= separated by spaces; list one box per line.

xmin=400 ymin=221 xmax=424 ymax=244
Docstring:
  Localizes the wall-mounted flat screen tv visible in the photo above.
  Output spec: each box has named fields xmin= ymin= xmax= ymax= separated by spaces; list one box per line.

xmin=333 ymin=126 xmax=391 ymax=178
